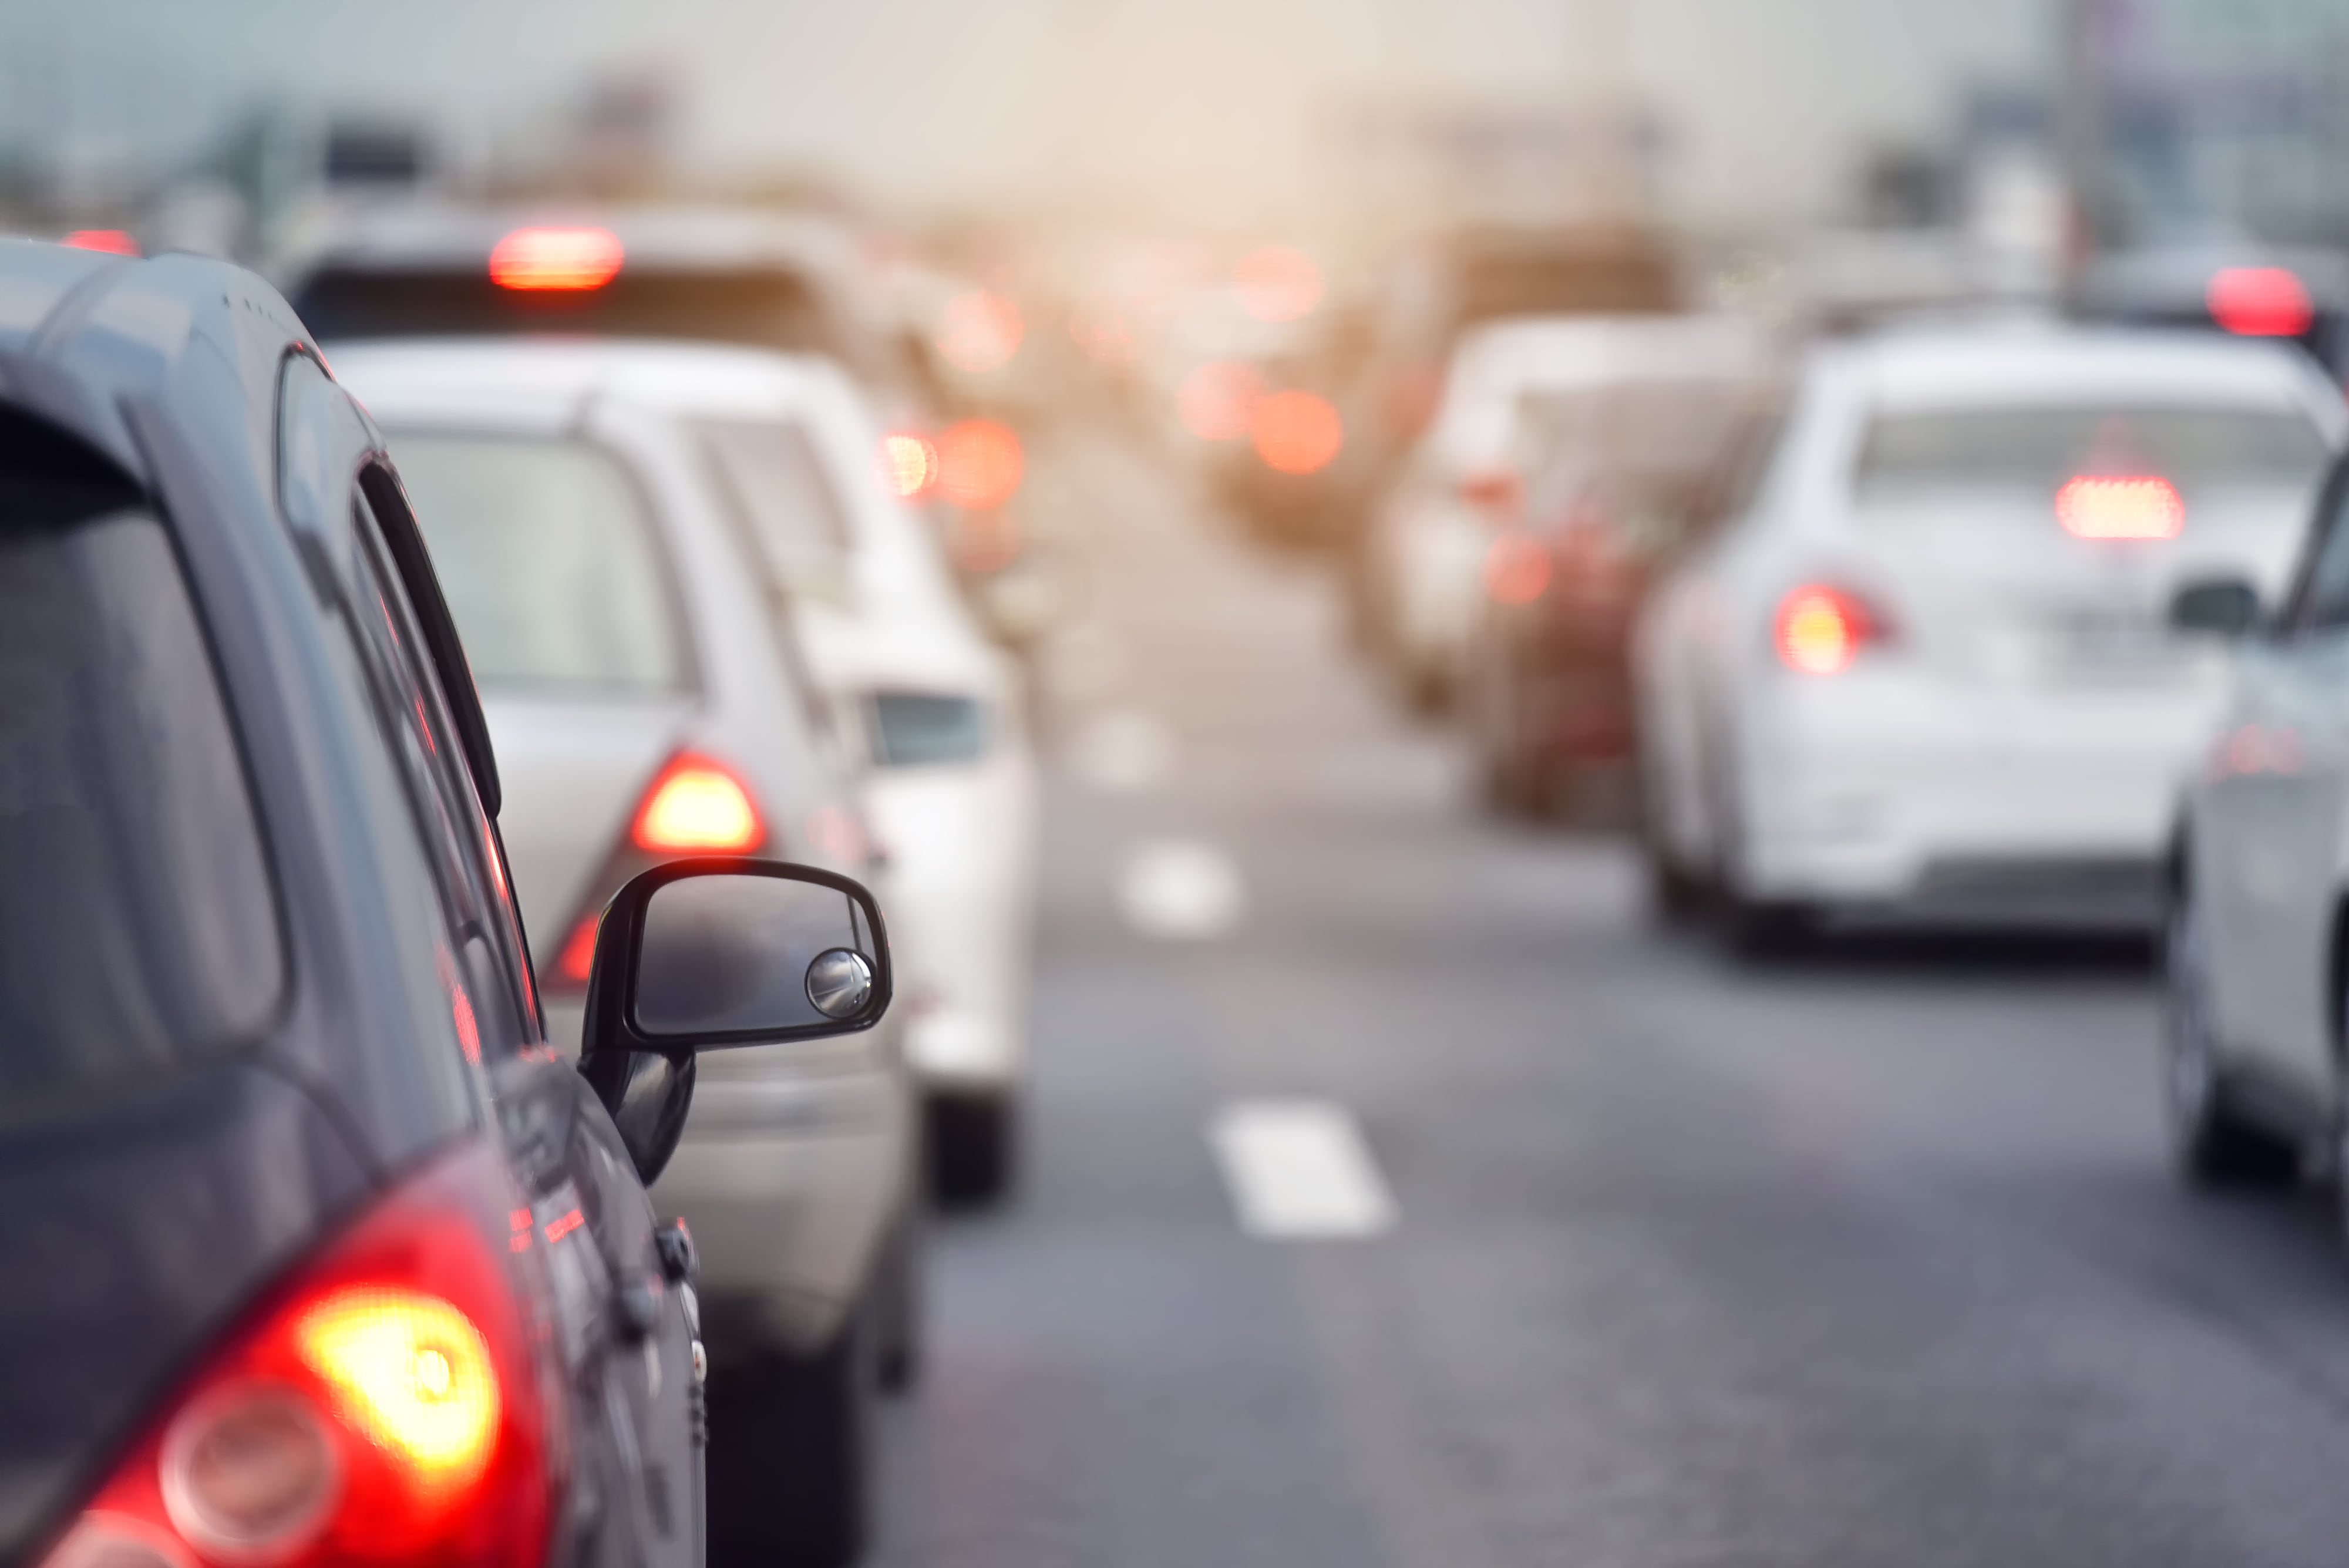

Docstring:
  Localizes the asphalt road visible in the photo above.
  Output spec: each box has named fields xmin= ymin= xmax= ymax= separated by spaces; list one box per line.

xmin=874 ymin=429 xmax=2349 ymax=1568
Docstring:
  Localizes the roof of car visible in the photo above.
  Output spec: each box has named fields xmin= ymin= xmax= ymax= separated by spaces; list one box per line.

xmin=1824 ymin=322 xmax=2341 ymax=416
xmin=327 ymin=335 xmax=856 ymax=424
xmin=0 ymin=239 xmax=312 ymax=484
xmin=1452 ymin=312 xmax=1777 ymax=386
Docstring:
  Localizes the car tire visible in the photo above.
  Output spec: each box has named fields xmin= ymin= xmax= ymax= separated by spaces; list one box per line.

xmin=928 ymin=1089 xmax=1018 ymax=1207
xmin=705 ymin=1298 xmax=877 ymax=1568
xmin=2163 ymin=887 xmax=2298 ymax=1188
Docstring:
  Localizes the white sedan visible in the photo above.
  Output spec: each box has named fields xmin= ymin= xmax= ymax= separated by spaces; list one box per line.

xmin=1635 ymin=324 xmax=2344 ymax=946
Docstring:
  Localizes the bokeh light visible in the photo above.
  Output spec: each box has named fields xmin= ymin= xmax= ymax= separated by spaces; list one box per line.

xmin=937 ymin=290 xmax=1024 ymax=375
xmin=2055 ymin=475 xmax=2185 ymax=540
xmin=1231 ymin=246 xmax=1323 ymax=324
xmin=2206 ymin=267 xmax=2314 ymax=338
xmin=937 ymin=418 xmax=1025 ymax=510
xmin=877 ymin=431 xmax=940 ymax=499
xmin=63 ymin=229 xmax=139 ymax=255
xmin=487 ymin=226 xmax=624 ymax=291
xmin=1484 ymin=533 xmax=1552 ymax=606
xmin=1177 ymin=361 xmax=1264 ymax=442
xmin=1249 ymin=388 xmax=1344 ymax=475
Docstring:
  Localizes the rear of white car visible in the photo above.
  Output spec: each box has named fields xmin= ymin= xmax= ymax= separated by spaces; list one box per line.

xmin=1643 ymin=327 xmax=2344 ymax=931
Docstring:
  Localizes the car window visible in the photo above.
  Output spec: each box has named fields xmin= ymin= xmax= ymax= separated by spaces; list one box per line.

xmin=698 ymin=417 xmax=854 ymax=592
xmin=388 ymin=432 xmax=686 ymax=695
xmin=1855 ymin=405 xmax=2328 ymax=502
xmin=2279 ymin=461 xmax=2349 ymax=636
xmin=0 ymin=418 xmax=282 ymax=1104
xmin=1682 ymin=402 xmax=1789 ymax=541
xmin=867 ymin=691 xmax=989 ymax=768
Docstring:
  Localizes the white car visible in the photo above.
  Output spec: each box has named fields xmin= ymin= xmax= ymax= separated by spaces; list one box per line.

xmin=2164 ymin=445 xmax=2349 ymax=1199
xmin=331 ymin=339 xmax=920 ymax=1568
xmin=1357 ymin=314 xmax=1775 ymax=709
xmin=1635 ymin=323 xmax=2345 ymax=945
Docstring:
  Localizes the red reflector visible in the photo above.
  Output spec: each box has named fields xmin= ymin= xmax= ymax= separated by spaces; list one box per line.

xmin=2207 ymin=267 xmax=2314 ymax=338
xmin=38 ymin=1143 xmax=553 ymax=1568
xmin=2055 ymin=475 xmax=2184 ymax=540
xmin=488 ymin=226 xmax=624 ymax=291
xmin=63 ymin=229 xmax=140 ymax=256
xmin=1775 ymin=585 xmax=1880 ymax=675
xmin=936 ymin=419 xmax=1025 ymax=511
xmin=631 ymin=752 xmax=766 ymax=854
xmin=1250 ymin=389 xmax=1344 ymax=476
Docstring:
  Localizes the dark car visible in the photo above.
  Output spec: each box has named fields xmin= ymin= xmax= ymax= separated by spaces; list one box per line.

xmin=2075 ymin=245 xmax=2349 ymax=381
xmin=0 ymin=241 xmax=893 ymax=1568
xmin=1465 ymin=345 xmax=1779 ymax=819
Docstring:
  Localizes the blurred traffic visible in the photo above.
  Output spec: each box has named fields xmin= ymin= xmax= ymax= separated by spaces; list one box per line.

xmin=17 ymin=2 xmax=2349 ymax=1566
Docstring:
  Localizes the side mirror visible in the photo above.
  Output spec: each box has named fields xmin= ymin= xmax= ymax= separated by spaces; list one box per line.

xmin=577 ymin=858 xmax=892 ymax=1183
xmin=2169 ymin=577 xmax=2263 ymax=640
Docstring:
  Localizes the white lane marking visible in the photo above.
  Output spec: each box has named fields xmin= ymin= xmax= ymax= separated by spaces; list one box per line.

xmin=1117 ymin=837 xmax=1245 ymax=939
xmin=1068 ymin=706 xmax=1175 ymax=794
xmin=1210 ymin=1100 xmax=1395 ymax=1239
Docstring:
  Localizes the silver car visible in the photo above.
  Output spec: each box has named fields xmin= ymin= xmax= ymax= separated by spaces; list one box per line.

xmin=333 ymin=338 xmax=917 ymax=1568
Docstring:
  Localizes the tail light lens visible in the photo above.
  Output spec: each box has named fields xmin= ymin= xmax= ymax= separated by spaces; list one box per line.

xmin=631 ymin=752 xmax=766 ymax=854
xmin=39 ymin=1143 xmax=553 ymax=1568
xmin=487 ymin=226 xmax=624 ymax=291
xmin=2055 ymin=475 xmax=2184 ymax=540
xmin=1775 ymin=584 xmax=1887 ymax=675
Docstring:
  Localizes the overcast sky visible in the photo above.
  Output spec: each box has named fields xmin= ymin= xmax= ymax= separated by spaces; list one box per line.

xmin=6 ymin=0 xmax=2050 ymax=227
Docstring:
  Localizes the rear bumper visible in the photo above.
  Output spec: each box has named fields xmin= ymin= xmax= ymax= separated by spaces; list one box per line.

xmin=1735 ymin=669 xmax=2212 ymax=924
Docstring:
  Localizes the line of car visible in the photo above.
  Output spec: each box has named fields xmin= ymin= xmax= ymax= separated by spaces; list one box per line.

xmin=5 ymin=201 xmax=1054 ymax=1568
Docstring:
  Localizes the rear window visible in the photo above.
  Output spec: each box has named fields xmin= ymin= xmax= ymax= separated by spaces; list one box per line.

xmin=293 ymin=266 xmax=849 ymax=362
xmin=867 ymin=691 xmax=988 ymax=768
xmin=0 ymin=420 xmax=282 ymax=1101
xmin=698 ymin=419 xmax=853 ymax=594
xmin=387 ymin=433 xmax=685 ymax=694
xmin=1856 ymin=405 xmax=2330 ymax=499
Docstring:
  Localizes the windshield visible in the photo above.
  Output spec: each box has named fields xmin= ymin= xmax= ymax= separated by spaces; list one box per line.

xmin=388 ymin=433 xmax=685 ymax=694
xmin=1856 ymin=405 xmax=2330 ymax=502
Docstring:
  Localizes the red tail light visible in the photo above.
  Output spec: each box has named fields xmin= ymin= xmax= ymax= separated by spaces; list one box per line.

xmin=877 ymin=432 xmax=940 ymax=499
xmin=935 ymin=419 xmax=1025 ymax=512
xmin=2207 ymin=267 xmax=2314 ymax=338
xmin=1775 ymin=585 xmax=1886 ymax=675
xmin=64 ymin=229 xmax=140 ymax=256
xmin=631 ymin=752 xmax=766 ymax=854
xmin=488 ymin=226 xmax=624 ymax=292
xmin=2055 ymin=475 xmax=2184 ymax=540
xmin=1250 ymin=390 xmax=1343 ymax=476
xmin=1485 ymin=531 xmax=1552 ymax=605
xmin=38 ymin=1144 xmax=553 ymax=1568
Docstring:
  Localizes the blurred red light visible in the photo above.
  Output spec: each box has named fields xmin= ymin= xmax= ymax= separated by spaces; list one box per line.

xmin=1178 ymin=361 xmax=1263 ymax=442
xmin=1232 ymin=246 xmax=1323 ymax=324
xmin=937 ymin=291 xmax=1024 ymax=374
xmin=1485 ymin=533 xmax=1552 ymax=605
xmin=1775 ymin=586 xmax=1879 ymax=675
xmin=2207 ymin=268 xmax=2314 ymax=338
xmin=2055 ymin=475 xmax=2184 ymax=540
xmin=937 ymin=419 xmax=1025 ymax=511
xmin=63 ymin=229 xmax=139 ymax=256
xmin=1251 ymin=389 xmax=1344 ymax=476
xmin=877 ymin=432 xmax=940 ymax=498
xmin=489 ymin=227 xmax=624 ymax=291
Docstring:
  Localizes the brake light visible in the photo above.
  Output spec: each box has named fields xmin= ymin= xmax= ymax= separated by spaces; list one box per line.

xmin=2056 ymin=475 xmax=2183 ymax=540
xmin=2207 ymin=267 xmax=2314 ymax=338
xmin=936 ymin=419 xmax=1025 ymax=511
xmin=488 ymin=226 xmax=624 ymax=291
xmin=1486 ymin=532 xmax=1552 ymax=605
xmin=631 ymin=752 xmax=766 ymax=853
xmin=1250 ymin=389 xmax=1343 ymax=476
xmin=38 ymin=1144 xmax=552 ymax=1568
xmin=877 ymin=432 xmax=940 ymax=499
xmin=64 ymin=229 xmax=140 ymax=256
xmin=554 ymin=910 xmax=601 ymax=986
xmin=1775 ymin=585 xmax=1883 ymax=675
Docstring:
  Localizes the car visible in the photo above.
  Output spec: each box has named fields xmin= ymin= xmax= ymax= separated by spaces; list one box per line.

xmin=1459 ymin=319 xmax=1779 ymax=817
xmin=1634 ymin=322 xmax=2345 ymax=946
xmin=2163 ymin=446 xmax=2349 ymax=1204
xmin=1355 ymin=313 xmax=1745 ymax=712
xmin=329 ymin=338 xmax=923 ymax=1567
xmin=0 ymin=240 xmax=890 ymax=1568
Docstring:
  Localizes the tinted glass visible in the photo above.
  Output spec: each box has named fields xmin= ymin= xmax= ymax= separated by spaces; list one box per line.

xmin=1856 ymin=406 xmax=2328 ymax=499
xmin=699 ymin=418 xmax=853 ymax=591
xmin=0 ymin=455 xmax=281 ymax=1101
xmin=389 ymin=433 xmax=684 ymax=694
xmin=868 ymin=691 xmax=988 ymax=767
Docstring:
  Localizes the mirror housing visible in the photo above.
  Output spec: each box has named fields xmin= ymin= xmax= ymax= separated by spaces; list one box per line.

xmin=2169 ymin=577 xmax=2263 ymax=640
xmin=576 ymin=858 xmax=893 ymax=1184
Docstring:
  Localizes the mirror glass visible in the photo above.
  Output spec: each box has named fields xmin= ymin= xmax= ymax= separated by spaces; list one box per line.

xmin=634 ymin=873 xmax=879 ymax=1038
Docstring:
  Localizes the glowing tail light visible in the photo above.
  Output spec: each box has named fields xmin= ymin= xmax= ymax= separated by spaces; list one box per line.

xmin=2207 ymin=267 xmax=2314 ymax=338
xmin=877 ymin=432 xmax=940 ymax=499
xmin=488 ymin=226 xmax=624 ymax=291
xmin=1250 ymin=389 xmax=1344 ymax=476
xmin=63 ymin=229 xmax=140 ymax=256
xmin=1485 ymin=532 xmax=1552 ymax=605
xmin=37 ymin=1144 xmax=552 ymax=1568
xmin=631 ymin=752 xmax=766 ymax=854
xmin=2055 ymin=475 xmax=2184 ymax=540
xmin=1775 ymin=585 xmax=1884 ymax=675
xmin=935 ymin=419 xmax=1025 ymax=511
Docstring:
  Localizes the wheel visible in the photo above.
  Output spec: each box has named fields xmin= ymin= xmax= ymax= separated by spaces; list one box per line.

xmin=2163 ymin=886 xmax=2298 ymax=1187
xmin=928 ymin=1089 xmax=1019 ymax=1207
xmin=704 ymin=1296 xmax=877 ymax=1568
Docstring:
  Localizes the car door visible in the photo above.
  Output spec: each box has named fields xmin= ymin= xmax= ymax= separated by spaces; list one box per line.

xmin=2205 ymin=460 xmax=2349 ymax=1096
